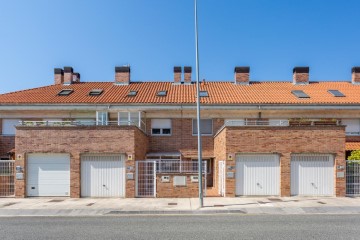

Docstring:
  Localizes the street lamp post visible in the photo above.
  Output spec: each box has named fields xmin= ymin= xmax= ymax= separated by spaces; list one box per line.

xmin=194 ymin=0 xmax=203 ymax=208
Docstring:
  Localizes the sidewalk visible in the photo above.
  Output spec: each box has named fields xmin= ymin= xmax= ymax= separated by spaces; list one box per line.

xmin=0 ymin=197 xmax=360 ymax=216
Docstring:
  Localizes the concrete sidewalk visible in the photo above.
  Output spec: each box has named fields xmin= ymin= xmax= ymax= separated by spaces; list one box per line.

xmin=0 ymin=197 xmax=360 ymax=216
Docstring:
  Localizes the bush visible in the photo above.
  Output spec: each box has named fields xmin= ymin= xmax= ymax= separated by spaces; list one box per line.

xmin=348 ymin=150 xmax=360 ymax=161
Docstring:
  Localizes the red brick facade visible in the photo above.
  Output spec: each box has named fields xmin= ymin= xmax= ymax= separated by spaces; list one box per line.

xmin=15 ymin=125 xmax=148 ymax=198
xmin=214 ymin=126 xmax=346 ymax=197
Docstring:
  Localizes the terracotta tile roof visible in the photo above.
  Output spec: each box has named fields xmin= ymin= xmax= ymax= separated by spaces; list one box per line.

xmin=346 ymin=142 xmax=360 ymax=151
xmin=1 ymin=81 xmax=360 ymax=105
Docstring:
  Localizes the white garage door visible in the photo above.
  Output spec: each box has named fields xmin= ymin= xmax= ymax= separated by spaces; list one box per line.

xmin=291 ymin=154 xmax=334 ymax=196
xmin=27 ymin=153 xmax=70 ymax=197
xmin=236 ymin=154 xmax=280 ymax=196
xmin=81 ymin=154 xmax=125 ymax=197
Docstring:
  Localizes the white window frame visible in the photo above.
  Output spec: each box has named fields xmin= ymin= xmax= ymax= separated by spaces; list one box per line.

xmin=2 ymin=119 xmax=21 ymax=135
xmin=342 ymin=119 xmax=360 ymax=135
xmin=96 ymin=112 xmax=108 ymax=126
xmin=192 ymin=119 xmax=213 ymax=136
xmin=151 ymin=119 xmax=172 ymax=136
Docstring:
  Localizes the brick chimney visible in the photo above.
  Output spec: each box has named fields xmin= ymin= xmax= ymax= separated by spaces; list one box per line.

xmin=352 ymin=67 xmax=360 ymax=84
xmin=184 ymin=66 xmax=192 ymax=84
xmin=174 ymin=66 xmax=182 ymax=84
xmin=115 ymin=66 xmax=130 ymax=85
xmin=54 ymin=68 xmax=64 ymax=85
xmin=293 ymin=67 xmax=309 ymax=85
xmin=72 ymin=72 xmax=80 ymax=83
xmin=234 ymin=67 xmax=250 ymax=85
xmin=63 ymin=67 xmax=74 ymax=85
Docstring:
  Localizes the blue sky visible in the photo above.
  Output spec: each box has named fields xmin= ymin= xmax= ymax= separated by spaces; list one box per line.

xmin=1 ymin=0 xmax=360 ymax=93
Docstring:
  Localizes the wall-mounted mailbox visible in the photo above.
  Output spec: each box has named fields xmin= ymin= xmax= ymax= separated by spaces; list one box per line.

xmin=126 ymin=173 xmax=134 ymax=180
xmin=337 ymin=172 xmax=345 ymax=178
xmin=227 ymin=172 xmax=235 ymax=179
xmin=16 ymin=173 xmax=24 ymax=180
xmin=190 ymin=176 xmax=199 ymax=183
xmin=161 ymin=176 xmax=170 ymax=183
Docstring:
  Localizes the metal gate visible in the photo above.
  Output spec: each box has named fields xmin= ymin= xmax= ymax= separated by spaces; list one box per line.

xmin=0 ymin=160 xmax=15 ymax=197
xmin=218 ymin=161 xmax=225 ymax=197
xmin=136 ymin=161 xmax=156 ymax=197
xmin=346 ymin=160 xmax=360 ymax=196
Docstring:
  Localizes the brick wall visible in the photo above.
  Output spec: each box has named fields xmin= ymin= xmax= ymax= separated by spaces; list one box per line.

xmin=146 ymin=118 xmax=224 ymax=157
xmin=15 ymin=126 xmax=148 ymax=198
xmin=156 ymin=174 xmax=205 ymax=198
xmin=214 ymin=126 xmax=346 ymax=197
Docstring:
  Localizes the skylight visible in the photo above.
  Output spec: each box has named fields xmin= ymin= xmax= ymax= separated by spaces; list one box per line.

xmin=128 ymin=90 xmax=138 ymax=97
xmin=157 ymin=90 xmax=167 ymax=97
xmin=328 ymin=90 xmax=345 ymax=97
xmin=199 ymin=91 xmax=209 ymax=97
xmin=291 ymin=90 xmax=310 ymax=98
xmin=58 ymin=89 xmax=73 ymax=96
xmin=89 ymin=89 xmax=103 ymax=96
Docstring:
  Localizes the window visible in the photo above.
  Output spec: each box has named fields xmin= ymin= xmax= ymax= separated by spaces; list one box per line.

xmin=89 ymin=89 xmax=103 ymax=96
xmin=291 ymin=90 xmax=310 ymax=98
xmin=199 ymin=91 xmax=209 ymax=97
xmin=128 ymin=90 xmax=137 ymax=97
xmin=192 ymin=119 xmax=213 ymax=135
xmin=156 ymin=90 xmax=167 ymax=97
xmin=2 ymin=119 xmax=21 ymax=135
xmin=96 ymin=112 xmax=108 ymax=125
xmin=342 ymin=119 xmax=360 ymax=135
xmin=151 ymin=119 xmax=171 ymax=135
xmin=58 ymin=89 xmax=73 ymax=96
xmin=328 ymin=90 xmax=345 ymax=97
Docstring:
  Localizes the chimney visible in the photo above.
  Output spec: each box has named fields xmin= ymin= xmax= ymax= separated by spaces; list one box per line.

xmin=54 ymin=68 xmax=64 ymax=85
xmin=352 ymin=67 xmax=360 ymax=84
xmin=63 ymin=67 xmax=74 ymax=85
xmin=174 ymin=66 xmax=182 ymax=84
xmin=72 ymin=72 xmax=80 ymax=82
xmin=234 ymin=67 xmax=250 ymax=85
xmin=293 ymin=67 xmax=309 ymax=85
xmin=184 ymin=66 xmax=192 ymax=84
xmin=115 ymin=66 xmax=130 ymax=85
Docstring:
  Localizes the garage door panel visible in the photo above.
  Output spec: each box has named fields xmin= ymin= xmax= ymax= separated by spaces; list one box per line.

xmin=81 ymin=155 xmax=125 ymax=197
xmin=236 ymin=154 xmax=280 ymax=196
xmin=291 ymin=154 xmax=334 ymax=196
xmin=27 ymin=153 xmax=70 ymax=197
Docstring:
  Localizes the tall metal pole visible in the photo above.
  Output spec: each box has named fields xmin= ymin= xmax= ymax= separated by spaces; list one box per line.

xmin=195 ymin=0 xmax=203 ymax=208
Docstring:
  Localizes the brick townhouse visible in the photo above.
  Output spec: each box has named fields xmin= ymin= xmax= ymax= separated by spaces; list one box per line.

xmin=1 ymin=65 xmax=360 ymax=198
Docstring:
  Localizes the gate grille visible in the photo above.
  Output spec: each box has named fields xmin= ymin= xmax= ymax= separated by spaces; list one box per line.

xmin=136 ymin=161 xmax=156 ymax=197
xmin=346 ymin=160 xmax=360 ymax=196
xmin=0 ymin=160 xmax=15 ymax=197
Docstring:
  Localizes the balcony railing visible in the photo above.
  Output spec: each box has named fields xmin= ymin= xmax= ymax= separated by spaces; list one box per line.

xmin=224 ymin=120 xmax=290 ymax=127
xmin=156 ymin=160 xmax=207 ymax=174
xmin=18 ymin=120 xmax=146 ymax=132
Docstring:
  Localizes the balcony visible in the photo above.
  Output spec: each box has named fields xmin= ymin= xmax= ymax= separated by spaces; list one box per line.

xmin=224 ymin=119 xmax=290 ymax=127
xmin=18 ymin=119 xmax=146 ymax=132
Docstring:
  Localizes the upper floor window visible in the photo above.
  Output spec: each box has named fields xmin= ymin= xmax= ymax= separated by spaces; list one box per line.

xmin=151 ymin=119 xmax=171 ymax=135
xmin=342 ymin=119 xmax=360 ymax=135
xmin=192 ymin=119 xmax=213 ymax=135
xmin=2 ymin=119 xmax=20 ymax=135
xmin=96 ymin=112 xmax=108 ymax=126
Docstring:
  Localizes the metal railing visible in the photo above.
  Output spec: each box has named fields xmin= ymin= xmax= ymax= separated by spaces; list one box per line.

xmin=346 ymin=160 xmax=360 ymax=196
xmin=156 ymin=160 xmax=207 ymax=174
xmin=18 ymin=120 xmax=146 ymax=132
xmin=224 ymin=120 xmax=290 ymax=127
xmin=0 ymin=160 xmax=15 ymax=197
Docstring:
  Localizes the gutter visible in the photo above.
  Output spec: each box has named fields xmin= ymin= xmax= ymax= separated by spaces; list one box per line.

xmin=2 ymin=104 xmax=360 ymax=111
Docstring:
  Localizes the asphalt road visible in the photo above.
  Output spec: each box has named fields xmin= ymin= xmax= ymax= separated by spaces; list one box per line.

xmin=0 ymin=214 xmax=359 ymax=240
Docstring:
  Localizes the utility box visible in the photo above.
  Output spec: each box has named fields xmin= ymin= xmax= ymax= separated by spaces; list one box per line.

xmin=161 ymin=176 xmax=170 ymax=183
xmin=190 ymin=176 xmax=199 ymax=183
xmin=173 ymin=176 xmax=186 ymax=186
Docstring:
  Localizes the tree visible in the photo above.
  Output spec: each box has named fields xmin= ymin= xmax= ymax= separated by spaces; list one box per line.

xmin=348 ymin=150 xmax=360 ymax=160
